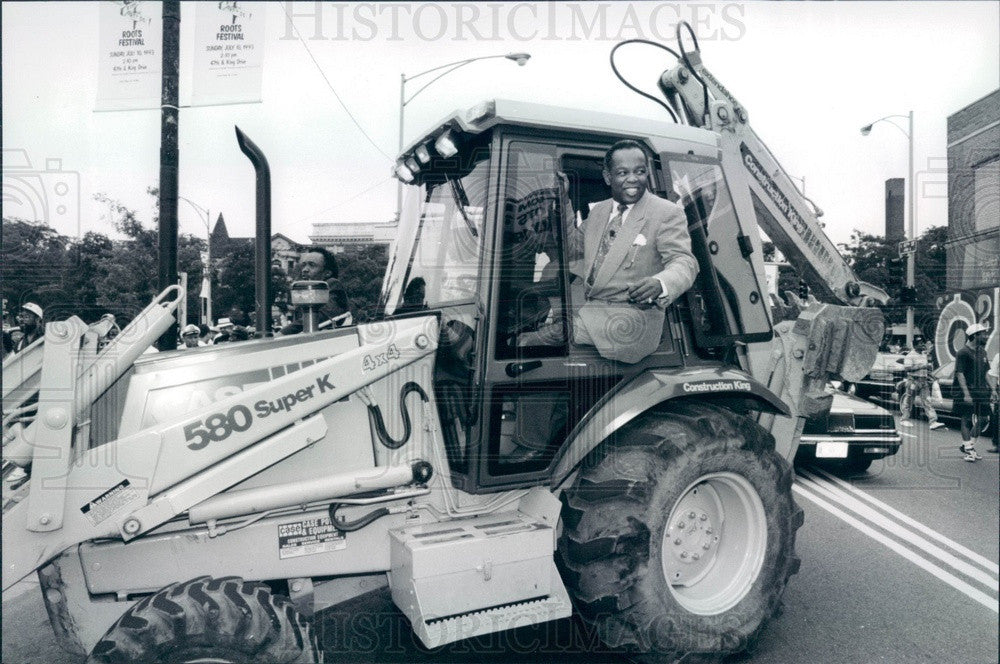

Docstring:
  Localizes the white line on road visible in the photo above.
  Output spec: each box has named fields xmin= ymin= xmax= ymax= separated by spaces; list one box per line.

xmin=797 ymin=471 xmax=998 ymax=591
xmin=792 ymin=482 xmax=999 ymax=613
xmin=810 ymin=466 xmax=1000 ymax=576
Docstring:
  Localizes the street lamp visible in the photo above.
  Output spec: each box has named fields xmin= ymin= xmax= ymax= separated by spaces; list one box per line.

xmin=861 ymin=111 xmax=915 ymax=348
xmin=178 ymin=196 xmax=212 ymax=326
xmin=396 ymin=52 xmax=531 ymax=217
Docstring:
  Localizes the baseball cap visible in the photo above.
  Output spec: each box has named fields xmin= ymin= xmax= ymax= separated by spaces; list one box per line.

xmin=20 ymin=302 xmax=43 ymax=319
xmin=181 ymin=324 xmax=200 ymax=337
xmin=966 ymin=322 xmax=989 ymax=337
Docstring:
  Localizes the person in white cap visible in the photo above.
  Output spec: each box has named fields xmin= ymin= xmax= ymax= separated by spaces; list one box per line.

xmin=178 ymin=324 xmax=203 ymax=349
xmin=13 ymin=302 xmax=44 ymax=353
xmin=954 ymin=322 xmax=991 ymax=461
xmin=211 ymin=317 xmax=235 ymax=343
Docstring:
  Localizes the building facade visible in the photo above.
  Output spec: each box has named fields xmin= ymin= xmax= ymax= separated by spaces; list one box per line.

xmin=932 ymin=89 xmax=1000 ymax=371
xmin=309 ymin=221 xmax=398 ymax=253
xmin=946 ymin=89 xmax=999 ymax=291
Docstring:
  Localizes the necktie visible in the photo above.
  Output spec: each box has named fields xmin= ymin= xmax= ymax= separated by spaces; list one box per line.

xmin=587 ymin=203 xmax=628 ymax=287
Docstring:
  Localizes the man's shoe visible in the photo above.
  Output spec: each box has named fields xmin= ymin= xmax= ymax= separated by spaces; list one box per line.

xmin=988 ymin=446 xmax=999 ymax=453
xmin=929 ymin=421 xmax=946 ymax=430
xmin=961 ymin=445 xmax=983 ymax=461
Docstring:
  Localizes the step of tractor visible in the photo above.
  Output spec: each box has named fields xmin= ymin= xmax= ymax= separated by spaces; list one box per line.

xmin=388 ymin=510 xmax=571 ymax=648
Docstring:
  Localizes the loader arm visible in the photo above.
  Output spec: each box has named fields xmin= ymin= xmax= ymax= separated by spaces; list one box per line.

xmin=659 ymin=48 xmax=889 ymax=307
xmin=2 ymin=316 xmax=438 ymax=591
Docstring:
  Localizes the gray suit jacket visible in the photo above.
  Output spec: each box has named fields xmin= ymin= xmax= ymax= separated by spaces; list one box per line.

xmin=569 ymin=191 xmax=698 ymax=362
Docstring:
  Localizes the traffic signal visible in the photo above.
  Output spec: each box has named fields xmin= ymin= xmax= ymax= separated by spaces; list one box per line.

xmin=798 ymin=279 xmax=809 ymax=300
xmin=899 ymin=287 xmax=918 ymax=305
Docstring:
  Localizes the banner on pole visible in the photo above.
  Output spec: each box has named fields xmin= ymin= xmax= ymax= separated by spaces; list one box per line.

xmin=95 ymin=1 xmax=162 ymax=111
xmin=190 ymin=2 xmax=265 ymax=106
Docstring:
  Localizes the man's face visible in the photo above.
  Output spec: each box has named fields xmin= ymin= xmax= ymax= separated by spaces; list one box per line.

xmin=17 ymin=310 xmax=39 ymax=331
xmin=182 ymin=334 xmax=199 ymax=348
xmin=603 ymin=147 xmax=649 ymax=205
xmin=298 ymin=252 xmax=331 ymax=281
xmin=972 ymin=332 xmax=987 ymax=348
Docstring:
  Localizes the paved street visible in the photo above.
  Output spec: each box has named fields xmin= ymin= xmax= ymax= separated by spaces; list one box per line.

xmin=3 ymin=420 xmax=997 ymax=664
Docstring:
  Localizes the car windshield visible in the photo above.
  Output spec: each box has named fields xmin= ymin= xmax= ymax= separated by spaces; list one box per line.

xmin=383 ymin=140 xmax=491 ymax=314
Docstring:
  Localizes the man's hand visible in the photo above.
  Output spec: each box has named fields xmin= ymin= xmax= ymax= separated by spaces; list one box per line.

xmin=963 ymin=393 xmax=973 ymax=404
xmin=628 ymin=277 xmax=663 ymax=304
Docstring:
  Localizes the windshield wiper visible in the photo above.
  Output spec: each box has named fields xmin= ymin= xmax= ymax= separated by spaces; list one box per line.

xmin=449 ymin=178 xmax=478 ymax=238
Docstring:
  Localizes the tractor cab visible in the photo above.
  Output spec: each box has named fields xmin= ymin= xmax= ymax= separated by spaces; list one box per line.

xmin=380 ymin=100 xmax=774 ymax=493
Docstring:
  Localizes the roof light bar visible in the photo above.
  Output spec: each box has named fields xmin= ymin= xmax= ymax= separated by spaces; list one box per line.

xmin=434 ymin=130 xmax=458 ymax=158
xmin=394 ymin=162 xmax=414 ymax=183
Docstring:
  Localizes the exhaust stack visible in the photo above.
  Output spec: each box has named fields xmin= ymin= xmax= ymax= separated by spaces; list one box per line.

xmin=235 ymin=126 xmax=273 ymax=336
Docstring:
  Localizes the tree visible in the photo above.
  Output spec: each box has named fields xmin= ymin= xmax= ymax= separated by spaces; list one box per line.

xmin=336 ymin=244 xmax=389 ymax=322
xmin=215 ymin=242 xmax=257 ymax=316
xmin=0 ymin=218 xmax=70 ymax=311
xmin=213 ymin=242 xmax=290 ymax=326
xmin=838 ymin=226 xmax=948 ymax=333
xmin=64 ymin=231 xmax=114 ymax=320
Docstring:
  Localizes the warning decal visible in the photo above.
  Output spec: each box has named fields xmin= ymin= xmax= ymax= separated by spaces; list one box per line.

xmin=278 ymin=516 xmax=346 ymax=560
xmin=80 ymin=479 xmax=140 ymax=527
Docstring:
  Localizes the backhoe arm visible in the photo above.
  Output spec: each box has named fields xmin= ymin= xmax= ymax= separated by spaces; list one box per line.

xmin=658 ymin=49 xmax=889 ymax=307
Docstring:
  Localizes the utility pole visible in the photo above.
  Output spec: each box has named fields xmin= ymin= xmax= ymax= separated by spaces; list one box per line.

xmin=156 ymin=0 xmax=180 ymax=350
xmin=905 ymin=110 xmax=915 ymax=350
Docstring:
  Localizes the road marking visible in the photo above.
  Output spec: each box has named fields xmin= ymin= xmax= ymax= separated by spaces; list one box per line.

xmin=810 ymin=465 xmax=1000 ymax=576
xmin=797 ymin=470 xmax=998 ymax=591
xmin=792 ymin=482 xmax=999 ymax=613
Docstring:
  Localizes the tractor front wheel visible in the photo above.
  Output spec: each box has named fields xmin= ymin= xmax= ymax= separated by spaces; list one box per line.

xmin=559 ymin=402 xmax=802 ymax=660
xmin=88 ymin=576 xmax=321 ymax=664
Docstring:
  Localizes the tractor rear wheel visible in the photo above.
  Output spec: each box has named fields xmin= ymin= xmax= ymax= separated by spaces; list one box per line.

xmin=88 ymin=576 xmax=321 ymax=664
xmin=559 ymin=402 xmax=802 ymax=660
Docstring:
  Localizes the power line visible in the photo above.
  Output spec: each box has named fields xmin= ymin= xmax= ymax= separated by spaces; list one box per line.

xmin=290 ymin=177 xmax=394 ymax=228
xmin=278 ymin=2 xmax=394 ymax=162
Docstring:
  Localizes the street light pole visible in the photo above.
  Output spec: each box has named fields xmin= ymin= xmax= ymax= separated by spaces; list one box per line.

xmin=395 ymin=52 xmax=530 ymax=219
xmin=396 ymin=71 xmax=406 ymax=218
xmin=178 ymin=196 xmax=212 ymax=326
xmin=906 ymin=109 xmax=915 ymax=352
xmin=861 ymin=111 xmax=916 ymax=348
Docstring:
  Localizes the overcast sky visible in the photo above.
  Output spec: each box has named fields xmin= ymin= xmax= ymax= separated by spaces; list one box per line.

xmin=3 ymin=1 xmax=998 ymax=248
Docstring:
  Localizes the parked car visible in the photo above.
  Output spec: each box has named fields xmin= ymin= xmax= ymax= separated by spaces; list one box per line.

xmin=795 ymin=387 xmax=902 ymax=474
xmin=853 ymin=352 xmax=908 ymax=407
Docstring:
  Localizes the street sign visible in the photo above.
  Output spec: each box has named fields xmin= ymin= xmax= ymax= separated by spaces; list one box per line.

xmin=897 ymin=239 xmax=916 ymax=256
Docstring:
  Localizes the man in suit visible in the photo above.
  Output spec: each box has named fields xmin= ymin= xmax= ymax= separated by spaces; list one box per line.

xmin=567 ymin=140 xmax=698 ymax=363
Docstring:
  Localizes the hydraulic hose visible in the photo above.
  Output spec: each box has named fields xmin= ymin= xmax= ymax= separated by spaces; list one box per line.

xmin=367 ymin=382 xmax=429 ymax=449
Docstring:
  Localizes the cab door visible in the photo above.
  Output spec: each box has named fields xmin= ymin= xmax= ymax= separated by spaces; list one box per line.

xmin=470 ymin=132 xmax=622 ymax=492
